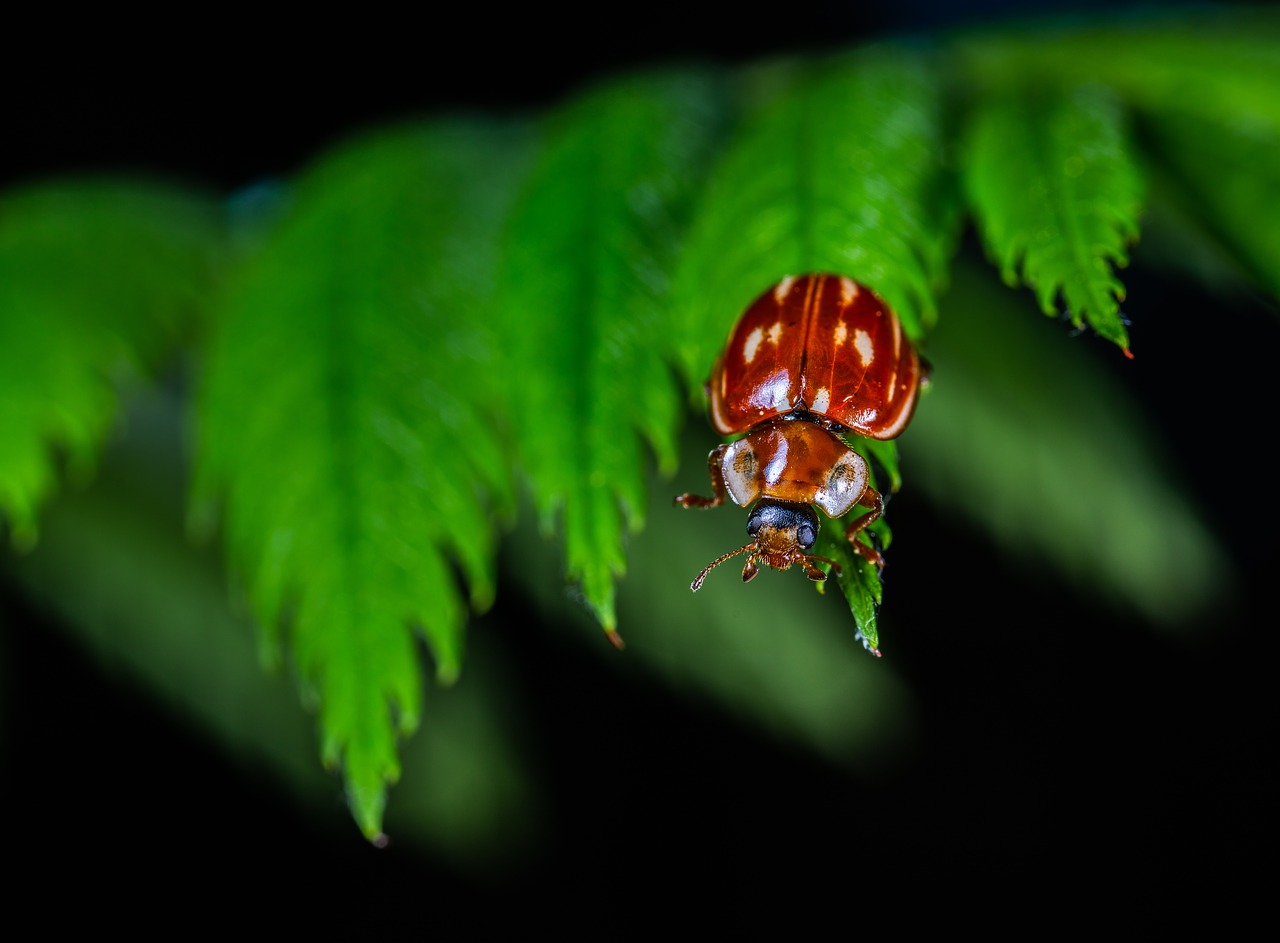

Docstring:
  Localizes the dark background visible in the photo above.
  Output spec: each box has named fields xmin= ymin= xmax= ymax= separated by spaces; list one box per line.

xmin=2 ymin=0 xmax=1273 ymax=929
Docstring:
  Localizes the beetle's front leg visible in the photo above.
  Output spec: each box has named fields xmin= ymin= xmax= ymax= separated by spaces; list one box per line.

xmin=674 ymin=444 xmax=730 ymax=509
xmin=842 ymin=486 xmax=885 ymax=570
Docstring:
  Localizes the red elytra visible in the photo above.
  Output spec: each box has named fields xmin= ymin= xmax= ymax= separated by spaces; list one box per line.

xmin=709 ymin=273 xmax=921 ymax=437
xmin=675 ymin=273 xmax=924 ymax=609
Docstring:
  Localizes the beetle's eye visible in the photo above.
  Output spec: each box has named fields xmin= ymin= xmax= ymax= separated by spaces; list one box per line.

xmin=747 ymin=517 xmax=761 ymax=537
xmin=796 ymin=522 xmax=816 ymax=549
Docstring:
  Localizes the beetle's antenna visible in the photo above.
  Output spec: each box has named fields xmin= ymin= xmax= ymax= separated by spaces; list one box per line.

xmin=691 ymin=541 xmax=756 ymax=591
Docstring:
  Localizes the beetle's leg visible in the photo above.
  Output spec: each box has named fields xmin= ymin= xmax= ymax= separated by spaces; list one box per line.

xmin=842 ymin=487 xmax=885 ymax=571
xmin=674 ymin=444 xmax=730 ymax=509
xmin=800 ymin=552 xmax=842 ymax=582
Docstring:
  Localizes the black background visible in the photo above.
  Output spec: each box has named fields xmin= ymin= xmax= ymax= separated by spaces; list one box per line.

xmin=2 ymin=1 xmax=1274 ymax=930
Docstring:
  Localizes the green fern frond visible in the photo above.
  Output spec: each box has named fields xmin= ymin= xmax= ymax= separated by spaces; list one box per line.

xmin=677 ymin=47 xmax=952 ymax=372
xmin=192 ymin=123 xmax=531 ymax=838
xmin=496 ymin=71 xmax=724 ymax=637
xmin=957 ymin=15 xmax=1280 ymax=134
xmin=815 ymin=515 xmax=888 ymax=655
xmin=1142 ymin=110 xmax=1280 ymax=301
xmin=963 ymin=84 xmax=1143 ymax=350
xmin=0 ymin=182 xmax=221 ymax=546
xmin=8 ymin=421 xmax=536 ymax=859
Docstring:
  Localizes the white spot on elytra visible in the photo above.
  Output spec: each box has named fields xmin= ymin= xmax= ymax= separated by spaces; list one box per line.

xmin=840 ymin=278 xmax=859 ymax=305
xmin=811 ymin=387 xmax=831 ymax=413
xmin=774 ymin=276 xmax=797 ymax=303
xmin=886 ymin=368 xmax=897 ymax=401
xmin=766 ymin=372 xmax=791 ymax=412
xmin=767 ymin=321 xmax=783 ymax=345
xmin=834 ymin=320 xmax=848 ymax=346
xmin=854 ymin=328 xmax=874 ymax=367
xmin=743 ymin=326 xmax=764 ymax=364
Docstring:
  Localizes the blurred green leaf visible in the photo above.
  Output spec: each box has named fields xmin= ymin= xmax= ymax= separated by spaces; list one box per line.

xmin=192 ymin=122 xmax=532 ymax=838
xmin=963 ymin=84 xmax=1143 ymax=350
xmin=955 ymin=14 xmax=1280 ymax=134
xmin=673 ymin=47 xmax=952 ymax=646
xmin=902 ymin=260 xmax=1228 ymax=624
xmin=1141 ymin=111 xmax=1280 ymax=302
xmin=0 ymin=181 xmax=222 ymax=545
xmin=5 ymin=388 xmax=534 ymax=860
xmin=496 ymin=71 xmax=725 ymax=637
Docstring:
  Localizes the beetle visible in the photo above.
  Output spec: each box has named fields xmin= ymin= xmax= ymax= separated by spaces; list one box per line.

xmin=674 ymin=273 xmax=924 ymax=591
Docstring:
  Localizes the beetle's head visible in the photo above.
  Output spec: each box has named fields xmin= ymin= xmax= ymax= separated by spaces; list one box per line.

xmin=690 ymin=499 xmax=841 ymax=590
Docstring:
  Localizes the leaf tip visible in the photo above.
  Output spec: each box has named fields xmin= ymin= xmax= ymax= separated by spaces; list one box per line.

xmin=347 ymin=775 xmax=390 ymax=842
xmin=184 ymin=493 xmax=220 ymax=544
xmin=5 ymin=519 xmax=39 ymax=553
xmin=468 ymin=582 xmax=496 ymax=613
xmin=580 ymin=575 xmax=619 ymax=639
xmin=396 ymin=705 xmax=421 ymax=734
xmin=855 ymin=627 xmax=881 ymax=658
xmin=434 ymin=661 xmax=461 ymax=687
xmin=321 ymin=736 xmax=340 ymax=771
xmin=605 ymin=627 xmax=626 ymax=650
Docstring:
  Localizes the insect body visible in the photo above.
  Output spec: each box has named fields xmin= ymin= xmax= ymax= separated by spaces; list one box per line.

xmin=674 ymin=273 xmax=924 ymax=590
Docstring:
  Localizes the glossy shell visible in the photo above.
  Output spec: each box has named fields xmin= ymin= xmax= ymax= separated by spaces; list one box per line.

xmin=709 ymin=273 xmax=922 ymax=438
xmin=719 ymin=421 xmax=869 ymax=519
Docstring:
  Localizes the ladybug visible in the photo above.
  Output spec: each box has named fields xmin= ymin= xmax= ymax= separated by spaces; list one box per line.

xmin=674 ymin=273 xmax=924 ymax=591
